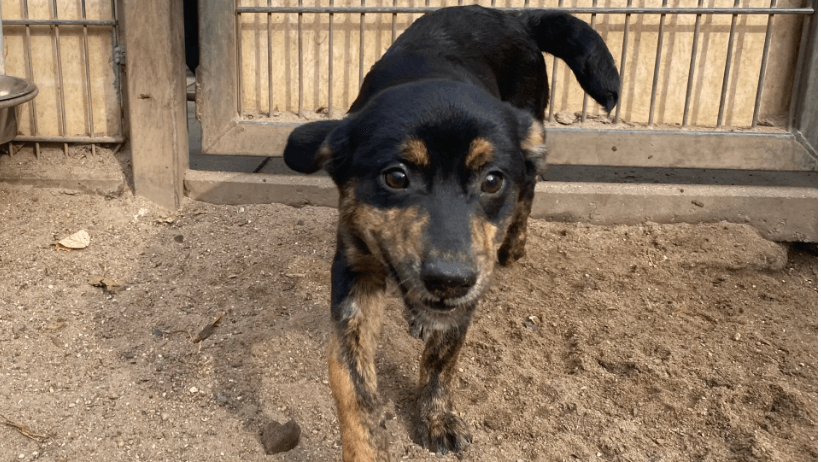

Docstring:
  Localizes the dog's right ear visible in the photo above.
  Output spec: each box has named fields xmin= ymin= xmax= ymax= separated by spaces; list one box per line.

xmin=283 ymin=120 xmax=342 ymax=174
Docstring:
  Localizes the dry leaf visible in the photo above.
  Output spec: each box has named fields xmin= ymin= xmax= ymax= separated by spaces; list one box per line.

xmin=88 ymin=274 xmax=123 ymax=293
xmin=194 ymin=313 xmax=224 ymax=343
xmin=56 ymin=230 xmax=90 ymax=250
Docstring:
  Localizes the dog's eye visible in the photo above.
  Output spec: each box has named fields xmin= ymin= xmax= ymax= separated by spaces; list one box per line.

xmin=481 ymin=173 xmax=504 ymax=194
xmin=384 ymin=168 xmax=409 ymax=189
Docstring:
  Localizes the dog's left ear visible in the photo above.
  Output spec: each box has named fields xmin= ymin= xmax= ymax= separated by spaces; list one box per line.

xmin=283 ymin=120 xmax=342 ymax=174
xmin=516 ymin=112 xmax=548 ymax=177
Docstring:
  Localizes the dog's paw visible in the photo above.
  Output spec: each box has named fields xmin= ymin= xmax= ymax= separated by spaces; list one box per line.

xmin=497 ymin=244 xmax=526 ymax=267
xmin=418 ymin=412 xmax=472 ymax=456
xmin=408 ymin=318 xmax=427 ymax=340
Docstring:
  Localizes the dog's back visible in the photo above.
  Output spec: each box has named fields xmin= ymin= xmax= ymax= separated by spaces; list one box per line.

xmin=350 ymin=5 xmax=619 ymax=119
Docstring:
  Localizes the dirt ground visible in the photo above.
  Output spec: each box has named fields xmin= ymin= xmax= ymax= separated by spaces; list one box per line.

xmin=0 ymin=183 xmax=816 ymax=462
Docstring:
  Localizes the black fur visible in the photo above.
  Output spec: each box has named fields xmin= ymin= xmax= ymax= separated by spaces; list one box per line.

xmin=280 ymin=6 xmax=620 ymax=460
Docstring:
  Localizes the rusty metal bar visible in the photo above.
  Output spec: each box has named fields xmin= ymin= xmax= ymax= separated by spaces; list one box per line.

xmin=298 ymin=0 xmax=304 ymax=118
xmin=359 ymin=0 xmax=365 ymax=88
xmin=787 ymin=0 xmax=813 ymax=131
xmin=392 ymin=0 xmax=397 ymax=43
xmin=50 ymin=0 xmax=68 ymax=155
xmin=110 ymin=0 xmax=123 ymax=140
xmin=750 ymin=0 xmax=778 ymax=128
xmin=716 ymin=0 xmax=740 ymax=127
xmin=81 ymin=0 xmax=96 ymax=156
xmin=268 ymin=0 xmax=274 ymax=117
xmin=613 ymin=0 xmax=632 ymax=124
xmin=752 ymin=0 xmax=778 ymax=128
xmin=682 ymin=0 xmax=705 ymax=127
xmin=22 ymin=0 xmax=40 ymax=158
xmin=237 ymin=6 xmax=812 ymax=14
xmin=648 ymin=0 xmax=668 ymax=126
xmin=548 ymin=0 xmax=564 ymax=122
xmin=4 ymin=18 xmax=116 ymax=26
xmin=329 ymin=0 xmax=334 ymax=114
xmin=581 ymin=0 xmax=598 ymax=123
xmin=236 ymin=10 xmax=244 ymax=114
xmin=15 ymin=135 xmax=124 ymax=144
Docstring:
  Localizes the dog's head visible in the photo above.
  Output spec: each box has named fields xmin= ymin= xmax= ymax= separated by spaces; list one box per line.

xmin=284 ymin=81 xmax=546 ymax=329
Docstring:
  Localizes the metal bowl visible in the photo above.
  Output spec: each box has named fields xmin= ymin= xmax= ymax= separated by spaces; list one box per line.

xmin=0 ymin=75 xmax=39 ymax=144
xmin=0 ymin=75 xmax=36 ymax=102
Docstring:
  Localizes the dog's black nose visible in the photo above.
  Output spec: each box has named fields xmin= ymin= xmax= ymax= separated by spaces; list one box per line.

xmin=421 ymin=260 xmax=478 ymax=300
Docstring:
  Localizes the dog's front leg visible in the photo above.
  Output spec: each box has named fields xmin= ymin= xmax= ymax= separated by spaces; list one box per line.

xmin=416 ymin=319 xmax=473 ymax=455
xmin=327 ymin=251 xmax=391 ymax=462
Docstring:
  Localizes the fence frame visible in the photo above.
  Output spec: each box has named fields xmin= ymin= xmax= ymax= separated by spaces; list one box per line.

xmin=195 ymin=0 xmax=817 ymax=173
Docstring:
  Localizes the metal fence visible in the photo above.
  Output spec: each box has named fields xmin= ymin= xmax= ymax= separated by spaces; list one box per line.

xmin=2 ymin=0 xmax=123 ymax=158
xmin=234 ymin=0 xmax=814 ymax=132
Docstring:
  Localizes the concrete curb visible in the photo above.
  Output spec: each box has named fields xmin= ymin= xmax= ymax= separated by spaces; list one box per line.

xmin=185 ymin=170 xmax=817 ymax=242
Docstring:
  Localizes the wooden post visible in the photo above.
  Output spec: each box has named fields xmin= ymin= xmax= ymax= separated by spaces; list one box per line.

xmin=122 ymin=0 xmax=188 ymax=210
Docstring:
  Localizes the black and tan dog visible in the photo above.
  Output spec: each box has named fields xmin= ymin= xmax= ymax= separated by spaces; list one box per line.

xmin=283 ymin=5 xmax=619 ymax=461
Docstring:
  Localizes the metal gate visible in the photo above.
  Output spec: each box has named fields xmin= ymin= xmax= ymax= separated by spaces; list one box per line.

xmin=2 ymin=0 xmax=124 ymax=157
xmin=197 ymin=0 xmax=816 ymax=172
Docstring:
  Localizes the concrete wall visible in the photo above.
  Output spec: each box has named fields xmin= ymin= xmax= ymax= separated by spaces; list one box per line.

xmin=237 ymin=0 xmax=806 ymax=128
xmin=1 ymin=0 xmax=121 ymax=139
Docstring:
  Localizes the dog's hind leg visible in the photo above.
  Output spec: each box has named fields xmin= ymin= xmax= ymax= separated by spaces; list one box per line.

xmin=497 ymin=179 xmax=536 ymax=266
xmin=415 ymin=318 xmax=472 ymax=455
xmin=327 ymin=251 xmax=391 ymax=462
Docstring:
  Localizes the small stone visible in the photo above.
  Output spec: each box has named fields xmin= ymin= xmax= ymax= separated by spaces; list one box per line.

xmin=261 ymin=419 xmax=301 ymax=454
xmin=161 ymin=413 xmax=170 ymax=421
xmin=189 ymin=387 xmax=198 ymax=393
xmin=733 ymin=333 xmax=741 ymax=341
xmin=555 ymin=111 xmax=576 ymax=125
xmin=174 ymin=235 xmax=184 ymax=243
xmin=216 ymin=393 xmax=228 ymax=405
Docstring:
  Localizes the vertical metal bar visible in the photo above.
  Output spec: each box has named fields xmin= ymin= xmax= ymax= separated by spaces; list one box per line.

xmin=236 ymin=10 xmax=244 ymax=114
xmin=752 ymin=0 xmax=777 ymax=128
xmin=267 ymin=0 xmax=274 ymax=117
xmin=648 ymin=0 xmax=668 ymax=126
xmin=391 ymin=0 xmax=397 ymax=43
xmin=111 ymin=0 xmax=123 ymax=141
xmin=329 ymin=0 xmax=334 ymax=115
xmin=787 ymin=0 xmax=812 ymax=131
xmin=22 ymin=0 xmax=40 ymax=158
xmin=613 ymin=0 xmax=632 ymax=124
xmin=298 ymin=0 xmax=304 ymax=117
xmin=50 ymin=0 xmax=68 ymax=155
xmin=581 ymin=0 xmax=598 ymax=122
xmin=548 ymin=0 xmax=564 ymax=122
xmin=0 ymin=2 xmax=5 ymax=75
xmin=716 ymin=0 xmax=740 ymax=127
xmin=359 ymin=0 xmax=365 ymax=88
xmin=682 ymin=0 xmax=705 ymax=127
xmin=81 ymin=0 xmax=96 ymax=155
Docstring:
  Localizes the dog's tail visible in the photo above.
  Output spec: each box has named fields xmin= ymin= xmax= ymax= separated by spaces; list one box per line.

xmin=517 ymin=10 xmax=620 ymax=113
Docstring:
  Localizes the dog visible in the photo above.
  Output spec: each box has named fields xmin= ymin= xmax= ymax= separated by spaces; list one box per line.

xmin=282 ymin=5 xmax=619 ymax=461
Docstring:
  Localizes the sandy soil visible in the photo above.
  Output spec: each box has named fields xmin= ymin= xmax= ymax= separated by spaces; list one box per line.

xmin=0 ymin=184 xmax=816 ymax=462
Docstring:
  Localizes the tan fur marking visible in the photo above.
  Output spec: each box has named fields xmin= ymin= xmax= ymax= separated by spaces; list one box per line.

xmin=520 ymin=120 xmax=545 ymax=152
xmin=521 ymin=120 xmax=548 ymax=175
xmin=328 ymin=337 xmax=376 ymax=462
xmin=401 ymin=138 xmax=429 ymax=166
xmin=465 ymin=138 xmax=495 ymax=170
xmin=342 ymin=189 xmax=428 ymax=264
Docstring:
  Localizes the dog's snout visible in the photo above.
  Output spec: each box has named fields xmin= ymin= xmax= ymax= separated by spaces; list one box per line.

xmin=421 ymin=259 xmax=478 ymax=300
